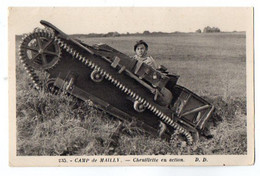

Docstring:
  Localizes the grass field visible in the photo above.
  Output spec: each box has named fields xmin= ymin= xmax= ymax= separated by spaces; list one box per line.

xmin=16 ymin=32 xmax=247 ymax=155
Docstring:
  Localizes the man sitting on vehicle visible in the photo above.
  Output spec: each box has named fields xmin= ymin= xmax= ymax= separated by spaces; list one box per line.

xmin=132 ymin=40 xmax=161 ymax=69
xmin=132 ymin=40 xmax=168 ymax=137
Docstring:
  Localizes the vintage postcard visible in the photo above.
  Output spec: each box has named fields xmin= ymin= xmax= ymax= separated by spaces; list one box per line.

xmin=9 ymin=7 xmax=254 ymax=166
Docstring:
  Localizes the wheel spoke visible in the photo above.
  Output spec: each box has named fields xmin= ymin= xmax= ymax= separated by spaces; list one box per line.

xmin=21 ymin=46 xmax=39 ymax=53
xmin=36 ymin=36 xmax=42 ymax=49
xmin=43 ymin=50 xmax=59 ymax=56
xmin=34 ymin=57 xmax=42 ymax=64
xmin=41 ymin=54 xmax=48 ymax=65
xmin=43 ymin=39 xmax=54 ymax=50
xmin=31 ymin=53 xmax=40 ymax=61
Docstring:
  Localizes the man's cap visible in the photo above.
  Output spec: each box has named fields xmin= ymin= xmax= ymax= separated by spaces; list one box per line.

xmin=134 ymin=40 xmax=148 ymax=51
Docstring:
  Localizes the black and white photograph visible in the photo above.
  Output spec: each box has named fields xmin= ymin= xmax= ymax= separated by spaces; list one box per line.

xmin=9 ymin=7 xmax=254 ymax=166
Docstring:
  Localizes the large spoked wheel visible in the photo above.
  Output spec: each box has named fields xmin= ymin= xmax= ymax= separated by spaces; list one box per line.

xmin=19 ymin=31 xmax=61 ymax=70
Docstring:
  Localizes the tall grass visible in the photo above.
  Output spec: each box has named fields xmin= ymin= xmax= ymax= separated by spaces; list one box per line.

xmin=16 ymin=89 xmax=119 ymax=156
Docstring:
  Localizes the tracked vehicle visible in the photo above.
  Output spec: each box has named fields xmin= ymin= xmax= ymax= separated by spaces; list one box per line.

xmin=19 ymin=20 xmax=216 ymax=145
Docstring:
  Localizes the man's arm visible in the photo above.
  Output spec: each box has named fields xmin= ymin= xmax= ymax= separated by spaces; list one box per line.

xmin=145 ymin=56 xmax=161 ymax=69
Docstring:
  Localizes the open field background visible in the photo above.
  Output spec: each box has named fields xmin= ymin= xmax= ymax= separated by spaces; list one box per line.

xmin=16 ymin=32 xmax=247 ymax=155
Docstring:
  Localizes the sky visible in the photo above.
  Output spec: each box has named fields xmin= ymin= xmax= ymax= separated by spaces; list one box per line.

xmin=9 ymin=7 xmax=252 ymax=34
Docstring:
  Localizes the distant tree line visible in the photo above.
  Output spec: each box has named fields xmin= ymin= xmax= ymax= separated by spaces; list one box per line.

xmin=72 ymin=30 xmax=175 ymax=38
xmin=195 ymin=29 xmax=202 ymax=33
xmin=71 ymin=26 xmax=222 ymax=38
xmin=196 ymin=26 xmax=221 ymax=33
xmin=203 ymin=26 xmax=221 ymax=33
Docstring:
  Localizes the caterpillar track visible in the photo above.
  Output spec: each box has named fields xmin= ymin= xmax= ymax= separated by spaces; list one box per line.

xmin=18 ymin=20 xmax=216 ymax=145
